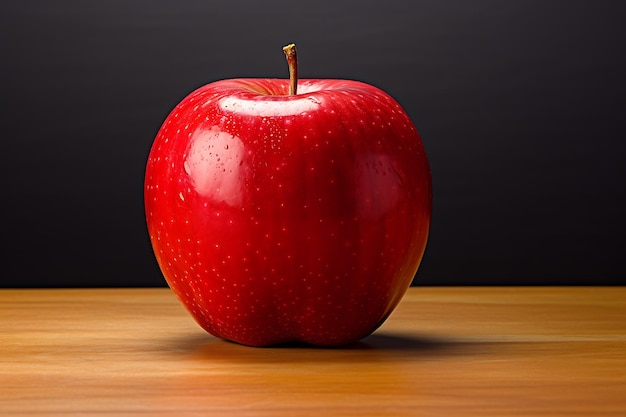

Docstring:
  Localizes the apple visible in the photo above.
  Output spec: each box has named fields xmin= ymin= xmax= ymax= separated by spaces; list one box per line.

xmin=144 ymin=44 xmax=431 ymax=346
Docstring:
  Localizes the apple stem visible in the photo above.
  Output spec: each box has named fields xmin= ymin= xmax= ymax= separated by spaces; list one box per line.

xmin=282 ymin=43 xmax=298 ymax=95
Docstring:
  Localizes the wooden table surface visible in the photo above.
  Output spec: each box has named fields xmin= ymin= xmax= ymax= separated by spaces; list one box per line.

xmin=1 ymin=287 xmax=625 ymax=416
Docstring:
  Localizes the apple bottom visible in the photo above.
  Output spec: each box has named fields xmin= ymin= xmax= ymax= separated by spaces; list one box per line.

xmin=153 ymin=172 xmax=428 ymax=346
xmin=159 ymin=216 xmax=425 ymax=347
xmin=171 ymin=275 xmax=416 ymax=347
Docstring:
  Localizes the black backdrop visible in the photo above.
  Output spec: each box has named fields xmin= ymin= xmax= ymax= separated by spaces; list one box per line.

xmin=2 ymin=0 xmax=625 ymax=287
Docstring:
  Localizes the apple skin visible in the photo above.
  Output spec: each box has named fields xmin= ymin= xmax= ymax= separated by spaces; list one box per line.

xmin=145 ymin=78 xmax=431 ymax=347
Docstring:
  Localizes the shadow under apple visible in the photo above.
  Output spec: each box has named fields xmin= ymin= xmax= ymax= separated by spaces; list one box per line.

xmin=160 ymin=330 xmax=501 ymax=365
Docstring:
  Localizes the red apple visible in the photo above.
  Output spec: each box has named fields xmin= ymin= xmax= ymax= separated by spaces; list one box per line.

xmin=144 ymin=45 xmax=431 ymax=346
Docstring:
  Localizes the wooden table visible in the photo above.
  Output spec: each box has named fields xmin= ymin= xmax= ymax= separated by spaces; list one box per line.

xmin=1 ymin=287 xmax=625 ymax=416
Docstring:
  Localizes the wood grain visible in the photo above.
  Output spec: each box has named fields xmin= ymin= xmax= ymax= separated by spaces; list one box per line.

xmin=1 ymin=287 xmax=625 ymax=416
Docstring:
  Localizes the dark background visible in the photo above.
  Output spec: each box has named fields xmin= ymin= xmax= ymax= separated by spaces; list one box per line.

xmin=2 ymin=0 xmax=625 ymax=287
